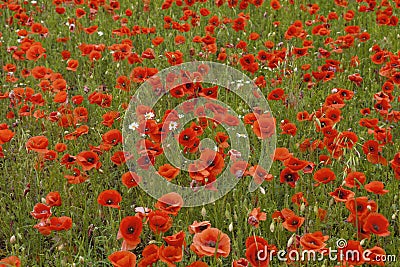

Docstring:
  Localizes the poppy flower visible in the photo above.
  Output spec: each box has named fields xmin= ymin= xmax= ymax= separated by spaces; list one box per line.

xmin=159 ymin=245 xmax=183 ymax=266
xmin=291 ymin=192 xmax=308 ymax=207
xmin=282 ymin=212 xmax=305 ymax=232
xmin=252 ymin=114 xmax=275 ymax=139
xmin=188 ymin=221 xmax=211 ymax=234
xmin=199 ymin=149 xmax=225 ymax=177
xmin=268 ymin=88 xmax=285 ymax=101
xmin=26 ymin=135 xmax=49 ymax=153
xmin=280 ymin=168 xmax=300 ymax=188
xmin=154 ymin=192 xmax=184 ymax=216
xmin=283 ymin=157 xmax=308 ymax=171
xmin=329 ymin=186 xmax=355 ymax=202
xmin=232 ymin=258 xmax=248 ymax=267
xmin=137 ymin=154 xmax=155 ymax=170
xmin=121 ymin=171 xmax=141 ymax=188
xmin=313 ymin=168 xmax=336 ymax=185
xmin=0 ymin=129 xmax=15 ymax=145
xmin=30 ymin=203 xmax=51 ymax=220
xmin=49 ymin=216 xmax=73 ymax=231
xmin=178 ymin=128 xmax=197 ymax=147
xmin=365 ymin=246 xmax=386 ymax=266
xmin=337 ymin=240 xmax=365 ymax=266
xmin=273 ymin=147 xmax=293 ymax=161
xmin=0 ymin=256 xmax=21 ymax=267
xmin=230 ymin=161 xmax=248 ymax=178
xmin=248 ymin=165 xmax=273 ymax=184
xmin=190 ymin=227 xmax=230 ymax=258
xmin=248 ymin=207 xmax=266 ymax=227
xmin=76 ymin=150 xmax=101 ymax=171
xmin=300 ymin=231 xmax=329 ymax=251
xmin=117 ymin=216 xmax=143 ymax=251
xmin=363 ymin=213 xmax=390 ymax=237
xmin=64 ymin=168 xmax=88 ymax=184
xmin=98 ymin=190 xmax=122 ymax=209
xmin=187 ymin=261 xmax=209 ymax=267
xmin=245 ymin=236 xmax=275 ymax=267
xmin=148 ymin=210 xmax=173 ymax=234
xmin=345 ymin=197 xmax=377 ymax=225
xmin=108 ymin=251 xmax=137 ymax=267
xmin=163 ymin=231 xmax=186 ymax=247
xmin=364 ymin=181 xmax=389 ymax=195
xmin=112 ymin=151 xmax=134 ymax=165
xmin=45 ymin=191 xmax=62 ymax=207
xmin=158 ymin=164 xmax=180 ymax=181
xmin=344 ymin=172 xmax=366 ymax=188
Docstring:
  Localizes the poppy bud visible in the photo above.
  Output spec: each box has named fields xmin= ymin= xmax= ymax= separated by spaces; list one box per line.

xmin=300 ymin=203 xmax=306 ymax=212
xmin=228 ymin=222 xmax=233 ymax=232
xmin=201 ymin=207 xmax=207 ymax=218
xmin=287 ymin=234 xmax=295 ymax=248
xmin=270 ymin=221 xmax=275 ymax=233
xmin=10 ymin=235 xmax=16 ymax=244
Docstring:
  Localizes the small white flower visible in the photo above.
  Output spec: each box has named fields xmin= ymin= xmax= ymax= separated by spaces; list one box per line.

xmin=236 ymin=133 xmax=248 ymax=138
xmin=129 ymin=122 xmax=138 ymax=131
xmin=97 ymin=31 xmax=104 ymax=36
xmin=169 ymin=121 xmax=178 ymax=131
xmin=144 ymin=112 xmax=155 ymax=120
xmin=178 ymin=114 xmax=184 ymax=119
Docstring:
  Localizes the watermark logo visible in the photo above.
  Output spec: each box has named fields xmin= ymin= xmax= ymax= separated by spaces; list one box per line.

xmin=255 ymin=239 xmax=397 ymax=263
xmin=122 ymin=61 xmax=276 ymax=207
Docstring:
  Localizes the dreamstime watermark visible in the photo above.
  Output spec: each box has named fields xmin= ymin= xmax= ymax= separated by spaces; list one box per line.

xmin=122 ymin=61 xmax=276 ymax=207
xmin=256 ymin=239 xmax=397 ymax=263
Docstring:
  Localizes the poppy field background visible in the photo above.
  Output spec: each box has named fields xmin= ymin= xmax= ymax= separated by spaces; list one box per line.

xmin=0 ymin=0 xmax=399 ymax=266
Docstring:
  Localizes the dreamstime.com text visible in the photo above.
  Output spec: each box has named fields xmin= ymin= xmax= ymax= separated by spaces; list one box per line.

xmin=256 ymin=246 xmax=397 ymax=263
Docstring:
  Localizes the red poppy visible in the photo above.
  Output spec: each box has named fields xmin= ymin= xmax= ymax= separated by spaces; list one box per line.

xmin=245 ymin=236 xmax=276 ymax=267
xmin=76 ymin=151 xmax=101 ymax=171
xmin=364 ymin=181 xmax=389 ymax=195
xmin=0 ymin=129 xmax=15 ymax=145
xmin=329 ymin=186 xmax=355 ymax=202
xmin=291 ymin=192 xmax=308 ymax=207
xmin=45 ymin=191 xmax=62 ymax=207
xmin=232 ymin=258 xmax=248 ymax=267
xmin=158 ymin=164 xmax=180 ymax=181
xmin=248 ymin=165 xmax=273 ymax=184
xmin=30 ymin=203 xmax=51 ymax=220
xmin=121 ymin=171 xmax=141 ymax=188
xmin=300 ymin=231 xmax=329 ymax=251
xmin=97 ymin=190 xmax=122 ymax=209
xmin=108 ymin=251 xmax=137 ymax=267
xmin=187 ymin=261 xmax=209 ymax=267
xmin=117 ymin=216 xmax=143 ymax=251
xmin=344 ymin=171 xmax=366 ymax=188
xmin=253 ymin=114 xmax=275 ymax=139
xmin=148 ymin=210 xmax=173 ymax=234
xmin=282 ymin=211 xmax=305 ymax=232
xmin=280 ymin=168 xmax=300 ymax=188
xmin=283 ymin=157 xmax=308 ymax=171
xmin=26 ymin=135 xmax=49 ymax=153
xmin=345 ymin=197 xmax=377 ymax=226
xmin=159 ymin=245 xmax=183 ymax=266
xmin=188 ymin=221 xmax=211 ymax=234
xmin=273 ymin=147 xmax=293 ymax=161
xmin=190 ymin=227 xmax=230 ymax=258
xmin=0 ymin=256 xmax=21 ymax=267
xmin=248 ymin=207 xmax=266 ymax=228
xmin=178 ymin=128 xmax=197 ymax=147
xmin=49 ymin=216 xmax=73 ymax=231
xmin=154 ymin=192 xmax=184 ymax=216
xmin=363 ymin=213 xmax=390 ymax=237
xmin=163 ymin=231 xmax=186 ymax=247
xmin=313 ymin=168 xmax=336 ymax=185
xmin=337 ymin=240 xmax=365 ymax=266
